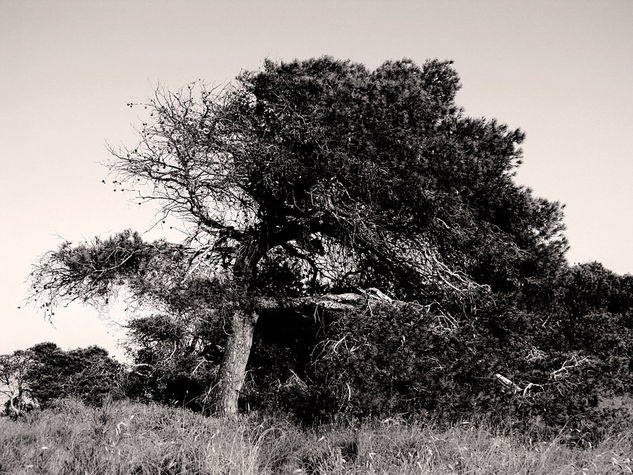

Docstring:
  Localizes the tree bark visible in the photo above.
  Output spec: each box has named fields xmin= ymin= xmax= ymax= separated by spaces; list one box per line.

xmin=214 ymin=308 xmax=258 ymax=417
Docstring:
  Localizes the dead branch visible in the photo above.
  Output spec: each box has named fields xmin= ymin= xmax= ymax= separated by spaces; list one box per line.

xmin=550 ymin=355 xmax=590 ymax=381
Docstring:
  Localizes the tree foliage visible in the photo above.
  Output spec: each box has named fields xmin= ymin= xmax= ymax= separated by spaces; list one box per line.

xmin=0 ymin=350 xmax=38 ymax=418
xmin=0 ymin=343 xmax=123 ymax=415
xmin=30 ymin=57 xmax=579 ymax=417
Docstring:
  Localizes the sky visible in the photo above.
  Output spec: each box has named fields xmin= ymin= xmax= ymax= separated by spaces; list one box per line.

xmin=1 ymin=0 xmax=632 ymax=361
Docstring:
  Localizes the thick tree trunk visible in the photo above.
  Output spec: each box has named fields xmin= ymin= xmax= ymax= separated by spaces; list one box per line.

xmin=214 ymin=308 xmax=259 ymax=416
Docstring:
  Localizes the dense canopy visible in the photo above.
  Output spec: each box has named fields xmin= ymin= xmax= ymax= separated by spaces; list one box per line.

xmin=31 ymin=58 xmax=569 ymax=415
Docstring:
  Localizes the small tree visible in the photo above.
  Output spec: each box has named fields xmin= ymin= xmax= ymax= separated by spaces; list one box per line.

xmin=0 ymin=350 xmax=39 ymax=418
xmin=25 ymin=342 xmax=123 ymax=407
xmin=30 ymin=57 xmax=567 ymax=416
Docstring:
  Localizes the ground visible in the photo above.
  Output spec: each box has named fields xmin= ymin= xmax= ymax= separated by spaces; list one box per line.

xmin=1 ymin=399 xmax=632 ymax=474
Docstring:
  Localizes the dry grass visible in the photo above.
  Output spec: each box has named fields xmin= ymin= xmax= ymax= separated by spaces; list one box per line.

xmin=1 ymin=399 xmax=631 ymax=474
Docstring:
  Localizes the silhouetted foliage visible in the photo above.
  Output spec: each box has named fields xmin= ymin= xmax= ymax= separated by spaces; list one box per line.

xmin=17 ymin=343 xmax=123 ymax=408
xmin=26 ymin=57 xmax=632 ymax=438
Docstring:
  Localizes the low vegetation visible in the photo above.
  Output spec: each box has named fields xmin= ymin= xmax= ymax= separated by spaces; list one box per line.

xmin=1 ymin=399 xmax=631 ymax=474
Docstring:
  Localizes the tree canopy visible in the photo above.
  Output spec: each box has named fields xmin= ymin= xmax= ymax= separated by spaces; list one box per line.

xmin=30 ymin=57 xmax=569 ymax=416
xmin=0 ymin=343 xmax=122 ymax=417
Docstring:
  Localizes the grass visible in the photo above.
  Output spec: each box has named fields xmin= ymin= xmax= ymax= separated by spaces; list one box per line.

xmin=1 ymin=399 xmax=631 ymax=474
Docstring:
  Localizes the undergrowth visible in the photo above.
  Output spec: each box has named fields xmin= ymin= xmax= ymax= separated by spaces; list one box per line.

xmin=1 ymin=399 xmax=632 ymax=474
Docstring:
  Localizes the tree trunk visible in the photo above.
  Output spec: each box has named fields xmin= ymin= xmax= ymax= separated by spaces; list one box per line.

xmin=210 ymin=291 xmax=393 ymax=416
xmin=214 ymin=308 xmax=258 ymax=416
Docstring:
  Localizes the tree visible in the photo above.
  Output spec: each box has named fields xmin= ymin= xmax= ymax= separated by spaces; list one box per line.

xmin=30 ymin=57 xmax=567 ymax=416
xmin=122 ymin=313 xmax=221 ymax=409
xmin=0 ymin=350 xmax=39 ymax=418
xmin=23 ymin=342 xmax=123 ymax=407
xmin=65 ymin=346 xmax=124 ymax=405
xmin=0 ymin=343 xmax=123 ymax=412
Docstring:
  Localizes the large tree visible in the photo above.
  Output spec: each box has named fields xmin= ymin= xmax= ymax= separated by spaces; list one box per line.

xmin=30 ymin=58 xmax=567 ymax=416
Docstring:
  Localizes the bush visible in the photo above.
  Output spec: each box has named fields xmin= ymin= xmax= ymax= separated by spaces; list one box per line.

xmin=280 ymin=299 xmax=632 ymax=444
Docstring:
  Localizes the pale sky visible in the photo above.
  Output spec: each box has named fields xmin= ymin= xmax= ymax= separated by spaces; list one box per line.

xmin=1 ymin=0 xmax=632 ymax=360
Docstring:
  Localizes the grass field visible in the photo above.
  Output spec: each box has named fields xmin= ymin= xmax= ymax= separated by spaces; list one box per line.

xmin=1 ymin=399 xmax=631 ymax=474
